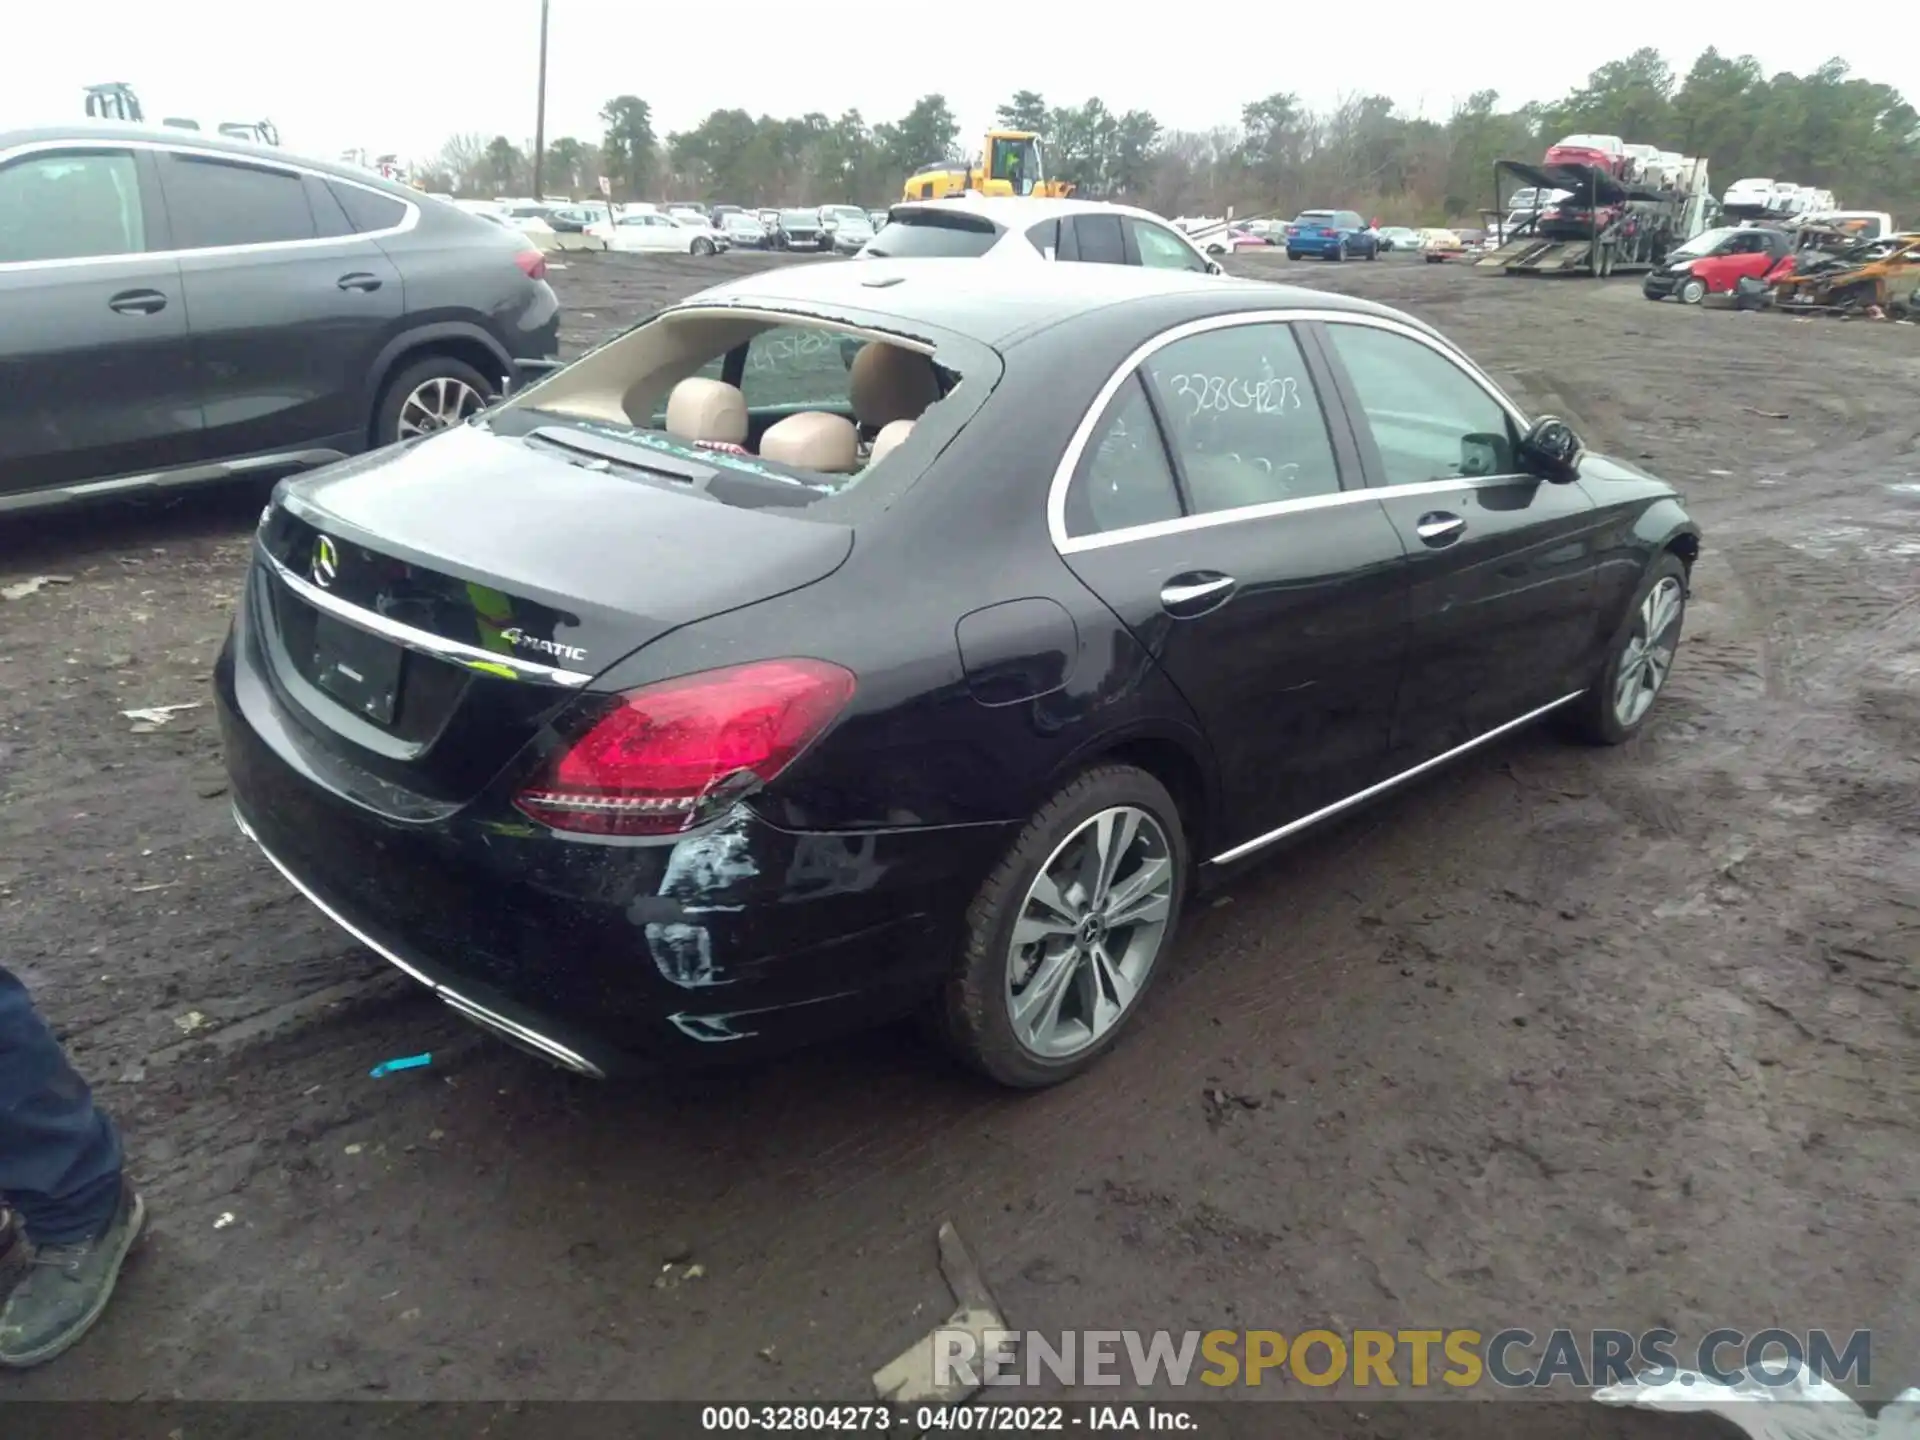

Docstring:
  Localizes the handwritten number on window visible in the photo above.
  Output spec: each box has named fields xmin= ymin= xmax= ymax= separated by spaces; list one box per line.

xmin=1164 ymin=373 xmax=1301 ymax=418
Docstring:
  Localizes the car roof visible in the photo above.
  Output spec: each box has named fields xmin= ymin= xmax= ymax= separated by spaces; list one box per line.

xmin=674 ymin=256 xmax=1427 ymax=349
xmin=891 ymin=195 xmax=1172 ymax=227
xmin=0 ymin=123 xmax=431 ymax=200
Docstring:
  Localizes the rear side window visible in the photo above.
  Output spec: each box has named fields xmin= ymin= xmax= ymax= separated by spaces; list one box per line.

xmin=866 ymin=216 xmax=1000 ymax=258
xmin=164 ymin=155 xmax=316 ymax=248
xmin=1063 ymin=374 xmax=1183 ymax=538
xmin=0 ymin=149 xmax=145 ymax=263
xmin=330 ymin=183 xmax=408 ymax=234
xmin=1144 ymin=322 xmax=1342 ymax=512
xmin=1070 ymin=213 xmax=1126 ymax=265
xmin=1025 ymin=217 xmax=1060 ymax=257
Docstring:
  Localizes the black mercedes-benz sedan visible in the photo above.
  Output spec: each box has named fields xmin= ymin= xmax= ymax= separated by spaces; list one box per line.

xmin=217 ymin=260 xmax=1701 ymax=1088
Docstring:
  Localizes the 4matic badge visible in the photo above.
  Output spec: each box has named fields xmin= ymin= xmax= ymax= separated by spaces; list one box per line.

xmin=498 ymin=627 xmax=587 ymax=663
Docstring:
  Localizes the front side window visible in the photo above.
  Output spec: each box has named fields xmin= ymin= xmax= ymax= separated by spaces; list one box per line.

xmin=1325 ymin=323 xmax=1517 ymax=486
xmin=1130 ymin=220 xmax=1207 ymax=272
xmin=1143 ymin=322 xmax=1343 ymax=513
xmin=164 ymin=155 xmax=316 ymax=248
xmin=742 ymin=327 xmax=855 ymax=412
xmin=0 ymin=150 xmax=145 ymax=264
xmin=1062 ymin=374 xmax=1183 ymax=538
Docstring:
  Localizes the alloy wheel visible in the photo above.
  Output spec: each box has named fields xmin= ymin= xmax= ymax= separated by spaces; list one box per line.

xmin=396 ymin=377 xmax=486 ymax=440
xmin=1613 ymin=576 xmax=1684 ymax=728
xmin=1004 ymin=805 xmax=1175 ymax=1060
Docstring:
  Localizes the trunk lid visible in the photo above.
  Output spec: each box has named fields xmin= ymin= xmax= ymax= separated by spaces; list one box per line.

xmin=253 ymin=422 xmax=852 ymax=803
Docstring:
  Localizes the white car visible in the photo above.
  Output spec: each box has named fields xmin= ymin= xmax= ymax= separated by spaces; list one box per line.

xmin=592 ymin=211 xmax=728 ymax=256
xmin=1620 ymin=143 xmax=1661 ymax=181
xmin=1507 ymin=186 xmax=1571 ymax=213
xmin=1723 ymin=177 xmax=1777 ymax=211
xmin=858 ymin=196 xmax=1223 ymax=275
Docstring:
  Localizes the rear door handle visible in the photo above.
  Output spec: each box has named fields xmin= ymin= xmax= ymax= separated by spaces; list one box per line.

xmin=1416 ymin=512 xmax=1466 ymax=546
xmin=337 ymin=273 xmax=383 ymax=292
xmin=1160 ymin=572 xmax=1237 ymax=618
xmin=108 ymin=289 xmax=167 ymax=315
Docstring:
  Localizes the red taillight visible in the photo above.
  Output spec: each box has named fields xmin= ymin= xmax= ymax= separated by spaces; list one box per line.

xmin=515 ymin=659 xmax=856 ymax=836
xmin=1319 ymin=228 xmax=1335 ymax=237
xmin=515 ymin=249 xmax=548 ymax=280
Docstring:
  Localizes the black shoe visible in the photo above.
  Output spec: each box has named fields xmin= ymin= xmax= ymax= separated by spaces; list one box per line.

xmin=0 ymin=1180 xmax=146 ymax=1368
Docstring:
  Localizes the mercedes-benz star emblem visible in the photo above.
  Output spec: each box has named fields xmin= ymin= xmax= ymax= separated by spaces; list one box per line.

xmin=311 ymin=534 xmax=340 ymax=589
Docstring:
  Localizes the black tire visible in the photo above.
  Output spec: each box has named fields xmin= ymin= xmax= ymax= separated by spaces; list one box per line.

xmin=1366 ymin=242 xmax=1378 ymax=261
xmin=1677 ymin=276 xmax=1707 ymax=305
xmin=1286 ymin=249 xmax=1301 ymax=261
xmin=1331 ymin=241 xmax=1347 ymax=262
xmin=691 ymin=237 xmax=715 ymax=257
xmin=371 ymin=354 xmax=496 ymax=449
xmin=942 ymin=764 xmax=1188 ymax=1089
xmin=1556 ymin=552 xmax=1689 ymax=746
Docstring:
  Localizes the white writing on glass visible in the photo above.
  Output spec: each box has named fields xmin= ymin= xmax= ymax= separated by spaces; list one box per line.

xmin=749 ymin=330 xmax=834 ymax=372
xmin=1165 ymin=373 xmax=1302 ymax=417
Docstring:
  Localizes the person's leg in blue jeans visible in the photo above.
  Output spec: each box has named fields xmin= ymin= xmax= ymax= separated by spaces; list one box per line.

xmin=0 ymin=965 xmax=145 ymax=1367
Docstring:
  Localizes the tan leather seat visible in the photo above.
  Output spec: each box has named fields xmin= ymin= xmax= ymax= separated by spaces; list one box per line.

xmin=849 ymin=343 xmax=941 ymax=430
xmin=664 ymin=377 xmax=748 ymax=446
xmin=867 ymin=419 xmax=914 ymax=466
xmin=759 ymin=412 xmax=858 ymax=473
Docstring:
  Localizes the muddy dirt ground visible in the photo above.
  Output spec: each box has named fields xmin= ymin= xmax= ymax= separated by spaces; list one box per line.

xmin=3 ymin=247 xmax=1917 ymax=1426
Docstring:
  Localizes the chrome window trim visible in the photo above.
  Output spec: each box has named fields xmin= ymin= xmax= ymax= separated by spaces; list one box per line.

xmin=0 ymin=137 xmax=421 ymax=273
xmin=1207 ymin=690 xmax=1584 ymax=866
xmin=1047 ymin=309 xmax=1533 ymax=555
xmin=257 ymin=546 xmax=593 ymax=688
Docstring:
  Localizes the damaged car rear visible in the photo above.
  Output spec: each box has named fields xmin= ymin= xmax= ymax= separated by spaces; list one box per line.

xmin=218 ymin=268 xmax=1023 ymax=1079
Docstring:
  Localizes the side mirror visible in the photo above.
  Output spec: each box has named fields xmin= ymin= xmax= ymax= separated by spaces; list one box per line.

xmin=1206 ymin=259 xmax=1225 ymax=276
xmin=1521 ymin=416 xmax=1582 ymax=479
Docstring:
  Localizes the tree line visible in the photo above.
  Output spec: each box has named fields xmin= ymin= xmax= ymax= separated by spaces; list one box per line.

xmin=412 ymin=48 xmax=1920 ymax=222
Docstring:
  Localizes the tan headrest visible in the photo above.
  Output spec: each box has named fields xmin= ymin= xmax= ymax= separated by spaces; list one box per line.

xmin=664 ymin=377 xmax=747 ymax=445
xmin=849 ymin=342 xmax=941 ymax=429
xmin=868 ymin=419 xmax=914 ymax=466
xmin=759 ymin=412 xmax=858 ymax=473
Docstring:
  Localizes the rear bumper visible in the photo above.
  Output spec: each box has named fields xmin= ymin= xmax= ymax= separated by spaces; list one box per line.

xmin=1288 ymin=237 xmax=1343 ymax=255
xmin=215 ymin=600 xmax=1016 ymax=1075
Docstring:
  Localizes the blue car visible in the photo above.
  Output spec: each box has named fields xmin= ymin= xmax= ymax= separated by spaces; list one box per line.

xmin=1284 ymin=209 xmax=1379 ymax=261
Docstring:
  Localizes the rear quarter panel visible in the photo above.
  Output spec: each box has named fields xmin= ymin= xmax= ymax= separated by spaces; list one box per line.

xmin=379 ymin=208 xmax=560 ymax=363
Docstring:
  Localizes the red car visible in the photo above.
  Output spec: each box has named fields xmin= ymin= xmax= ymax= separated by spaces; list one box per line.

xmin=1642 ymin=226 xmax=1795 ymax=304
xmin=1543 ymin=133 xmax=1628 ymax=180
xmin=1538 ymin=202 xmax=1621 ymax=241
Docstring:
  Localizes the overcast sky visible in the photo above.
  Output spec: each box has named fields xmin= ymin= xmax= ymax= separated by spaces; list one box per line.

xmin=9 ymin=2 xmax=1916 ymax=167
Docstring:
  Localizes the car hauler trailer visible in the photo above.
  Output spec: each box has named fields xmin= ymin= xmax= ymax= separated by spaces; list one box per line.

xmin=1478 ymin=158 xmax=1712 ymax=277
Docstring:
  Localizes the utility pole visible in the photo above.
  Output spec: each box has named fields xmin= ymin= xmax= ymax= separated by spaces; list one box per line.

xmin=531 ymin=0 xmax=550 ymax=199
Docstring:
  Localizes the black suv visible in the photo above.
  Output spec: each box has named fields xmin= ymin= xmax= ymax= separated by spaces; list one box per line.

xmin=0 ymin=125 xmax=561 ymax=514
